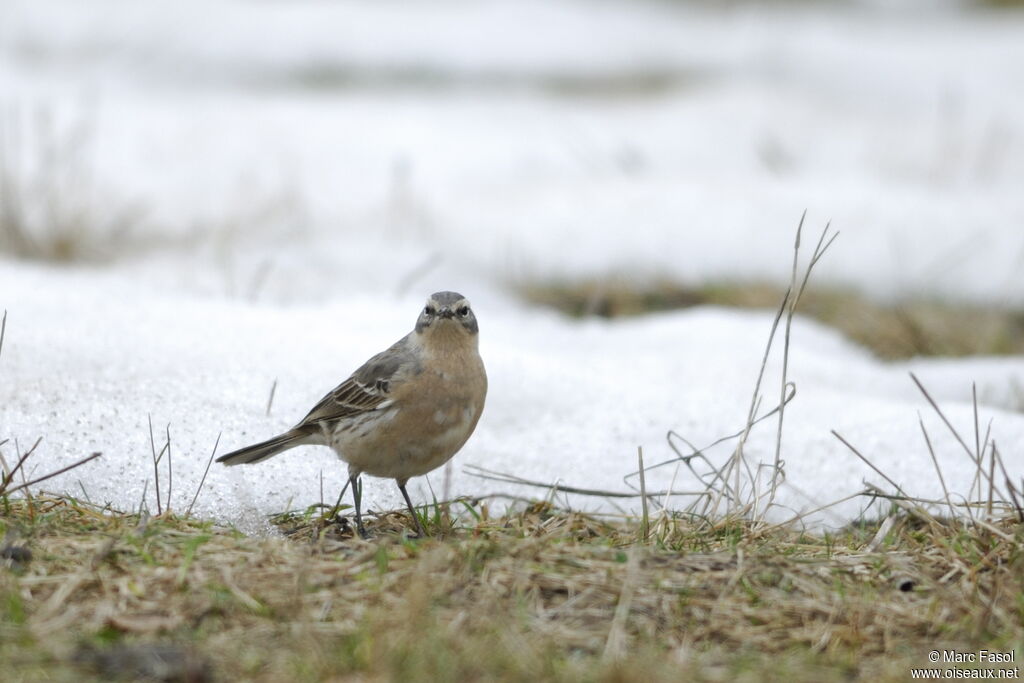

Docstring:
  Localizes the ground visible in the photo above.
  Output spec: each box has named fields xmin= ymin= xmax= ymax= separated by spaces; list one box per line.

xmin=2 ymin=495 xmax=1021 ymax=681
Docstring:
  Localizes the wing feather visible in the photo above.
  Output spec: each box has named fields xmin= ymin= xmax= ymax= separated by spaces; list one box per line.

xmin=297 ymin=335 xmax=417 ymax=427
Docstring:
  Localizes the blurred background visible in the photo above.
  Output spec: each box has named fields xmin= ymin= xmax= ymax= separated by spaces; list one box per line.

xmin=3 ymin=0 xmax=1023 ymax=331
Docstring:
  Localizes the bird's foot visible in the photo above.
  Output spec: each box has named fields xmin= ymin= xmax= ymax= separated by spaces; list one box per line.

xmin=331 ymin=515 xmax=352 ymax=535
xmin=408 ymin=518 xmax=427 ymax=539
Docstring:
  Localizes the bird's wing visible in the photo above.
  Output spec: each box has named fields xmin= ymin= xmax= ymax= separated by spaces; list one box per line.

xmin=297 ymin=335 xmax=419 ymax=427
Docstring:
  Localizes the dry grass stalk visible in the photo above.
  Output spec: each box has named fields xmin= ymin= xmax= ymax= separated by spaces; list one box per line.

xmin=0 ymin=105 xmax=144 ymax=262
xmin=620 ymin=217 xmax=836 ymax=529
xmin=185 ymin=433 xmax=221 ymax=519
xmin=836 ymin=372 xmax=1023 ymax=540
xmin=767 ymin=218 xmax=838 ymax=512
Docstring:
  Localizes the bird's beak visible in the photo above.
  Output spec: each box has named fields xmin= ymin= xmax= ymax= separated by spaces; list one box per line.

xmin=438 ymin=307 xmax=455 ymax=319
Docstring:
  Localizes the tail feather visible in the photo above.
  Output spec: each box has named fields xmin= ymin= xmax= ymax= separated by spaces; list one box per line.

xmin=217 ymin=428 xmax=314 ymax=466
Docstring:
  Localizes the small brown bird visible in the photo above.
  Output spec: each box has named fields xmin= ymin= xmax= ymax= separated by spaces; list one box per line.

xmin=217 ymin=291 xmax=487 ymax=537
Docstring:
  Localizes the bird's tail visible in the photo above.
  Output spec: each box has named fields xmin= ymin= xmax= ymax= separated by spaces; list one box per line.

xmin=216 ymin=428 xmax=315 ymax=466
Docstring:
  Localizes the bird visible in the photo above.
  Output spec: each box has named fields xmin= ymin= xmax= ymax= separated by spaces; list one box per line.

xmin=217 ymin=291 xmax=487 ymax=538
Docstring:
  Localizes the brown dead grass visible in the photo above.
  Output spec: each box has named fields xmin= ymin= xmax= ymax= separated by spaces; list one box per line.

xmin=2 ymin=495 xmax=1022 ymax=682
xmin=519 ymin=277 xmax=1024 ymax=361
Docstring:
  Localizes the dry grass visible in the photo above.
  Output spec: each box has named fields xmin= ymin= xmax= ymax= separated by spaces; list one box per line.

xmin=0 ymin=105 xmax=302 ymax=268
xmin=519 ymin=277 xmax=1024 ymax=360
xmin=0 ymin=106 xmax=146 ymax=263
xmin=2 ymin=494 xmax=1021 ymax=682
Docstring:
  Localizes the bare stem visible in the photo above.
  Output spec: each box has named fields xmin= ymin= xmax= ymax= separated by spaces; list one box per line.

xmin=186 ymin=432 xmax=221 ymax=518
xmin=165 ymin=423 xmax=173 ymax=514
xmin=638 ymin=447 xmax=649 ymax=542
xmin=0 ymin=436 xmax=42 ymax=495
xmin=465 ymin=464 xmax=707 ymax=501
xmin=148 ymin=414 xmax=162 ymax=515
xmin=0 ymin=310 xmax=7 ymax=362
xmin=4 ymin=452 xmax=102 ymax=495
xmin=266 ymin=379 xmax=278 ymax=417
xmin=831 ymin=430 xmax=909 ymax=497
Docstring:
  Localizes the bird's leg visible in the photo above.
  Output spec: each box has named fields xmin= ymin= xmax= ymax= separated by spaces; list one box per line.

xmin=329 ymin=478 xmax=350 ymax=523
xmin=350 ymin=474 xmax=369 ymax=539
xmin=397 ymin=479 xmax=426 ymax=538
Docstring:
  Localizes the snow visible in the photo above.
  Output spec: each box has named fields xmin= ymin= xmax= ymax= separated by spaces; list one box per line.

xmin=1 ymin=0 xmax=1022 ymax=531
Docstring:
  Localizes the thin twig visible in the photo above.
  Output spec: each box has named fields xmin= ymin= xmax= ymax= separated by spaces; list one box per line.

xmin=77 ymin=480 xmax=93 ymax=504
xmin=148 ymin=414 xmax=162 ymax=515
xmin=866 ymin=487 xmax=1016 ymax=543
xmin=186 ymin=432 xmax=220 ymax=518
xmin=768 ymin=219 xmax=836 ymax=513
xmin=633 ymin=383 xmax=796 ymax=484
xmin=832 ymin=431 xmax=909 ymax=497
xmin=632 ymin=383 xmax=795 ymax=521
xmin=138 ymin=478 xmax=149 ymax=515
xmin=985 ymin=441 xmax=997 ymax=521
xmin=797 ymin=226 xmax=839 ymax=299
xmin=727 ymin=290 xmax=789 ymax=517
xmin=165 ymin=423 xmax=173 ymax=514
xmin=910 ymin=373 xmax=997 ymax=493
xmin=979 ymin=417 xmax=994 ymax=484
xmin=990 ymin=442 xmax=1024 ymax=523
xmin=266 ymin=379 xmax=278 ymax=417
xmin=4 ymin=452 xmax=102 ymax=495
xmin=862 ymin=483 xmax=940 ymax=529
xmin=664 ymin=442 xmax=732 ymax=517
xmin=857 ymin=490 xmax=1013 ymax=510
xmin=769 ymin=213 xmax=804 ymax=514
xmin=0 ymin=436 xmax=41 ymax=495
xmin=465 ymin=465 xmax=707 ymax=500
xmin=918 ymin=413 xmax=960 ymax=523
xmin=756 ymin=489 xmax=869 ymax=537
xmin=0 ymin=310 xmax=7 ymax=362
xmin=14 ymin=439 xmax=34 ymax=506
xmin=661 ymin=462 xmax=682 ymax=515
xmin=973 ymin=383 xmax=982 ymax=502
xmin=638 ymin=447 xmax=649 ymax=542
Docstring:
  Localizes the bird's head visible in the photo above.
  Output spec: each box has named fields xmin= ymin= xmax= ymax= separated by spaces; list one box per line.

xmin=415 ymin=291 xmax=479 ymax=338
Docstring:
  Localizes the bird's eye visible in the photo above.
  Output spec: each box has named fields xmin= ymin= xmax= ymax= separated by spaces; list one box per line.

xmin=457 ymin=306 xmax=470 ymax=317
xmin=424 ymin=306 xmax=435 ymax=316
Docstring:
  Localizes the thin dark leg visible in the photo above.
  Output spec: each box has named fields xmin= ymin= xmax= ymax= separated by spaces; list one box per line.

xmin=350 ymin=474 xmax=368 ymax=539
xmin=397 ymin=480 xmax=426 ymax=538
xmin=329 ymin=478 xmax=350 ymax=522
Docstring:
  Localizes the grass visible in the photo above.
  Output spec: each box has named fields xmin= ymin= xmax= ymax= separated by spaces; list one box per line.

xmin=518 ymin=277 xmax=1024 ymax=360
xmin=0 ymin=104 xmax=302 ymax=269
xmin=0 ymin=106 xmax=147 ymax=263
xmin=1 ymin=495 xmax=1022 ymax=682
